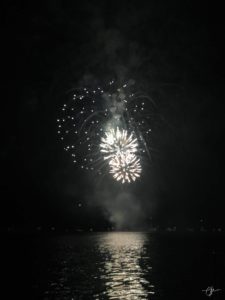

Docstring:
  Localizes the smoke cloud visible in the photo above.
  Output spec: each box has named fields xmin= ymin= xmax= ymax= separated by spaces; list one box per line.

xmin=88 ymin=183 xmax=147 ymax=230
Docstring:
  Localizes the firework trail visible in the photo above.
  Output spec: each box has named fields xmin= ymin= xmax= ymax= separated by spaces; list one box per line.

xmin=57 ymin=80 xmax=153 ymax=183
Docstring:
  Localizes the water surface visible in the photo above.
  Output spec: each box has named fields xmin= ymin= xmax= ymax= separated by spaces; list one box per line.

xmin=4 ymin=232 xmax=225 ymax=299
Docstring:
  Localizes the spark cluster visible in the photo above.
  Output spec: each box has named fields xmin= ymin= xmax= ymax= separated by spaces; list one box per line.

xmin=100 ymin=127 xmax=141 ymax=183
xmin=57 ymin=80 xmax=153 ymax=183
xmin=109 ymin=153 xmax=141 ymax=183
xmin=100 ymin=127 xmax=138 ymax=159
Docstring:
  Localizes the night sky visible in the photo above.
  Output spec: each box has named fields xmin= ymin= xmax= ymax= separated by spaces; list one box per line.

xmin=2 ymin=0 xmax=225 ymax=231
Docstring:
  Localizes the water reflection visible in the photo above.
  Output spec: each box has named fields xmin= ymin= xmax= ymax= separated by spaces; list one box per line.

xmin=97 ymin=232 xmax=155 ymax=299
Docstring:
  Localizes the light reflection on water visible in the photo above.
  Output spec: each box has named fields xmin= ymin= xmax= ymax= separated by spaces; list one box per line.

xmin=97 ymin=232 xmax=155 ymax=299
xmin=34 ymin=232 xmax=155 ymax=299
xmin=28 ymin=232 xmax=225 ymax=299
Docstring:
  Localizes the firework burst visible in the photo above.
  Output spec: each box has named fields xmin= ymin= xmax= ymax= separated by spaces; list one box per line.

xmin=100 ymin=127 xmax=141 ymax=183
xmin=109 ymin=153 xmax=141 ymax=183
xmin=100 ymin=127 xmax=138 ymax=160
xmin=57 ymin=80 xmax=153 ymax=183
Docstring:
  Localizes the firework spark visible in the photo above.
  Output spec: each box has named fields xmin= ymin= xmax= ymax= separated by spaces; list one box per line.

xmin=57 ymin=80 xmax=153 ymax=183
xmin=100 ymin=127 xmax=138 ymax=160
xmin=109 ymin=153 xmax=141 ymax=183
xmin=100 ymin=127 xmax=141 ymax=183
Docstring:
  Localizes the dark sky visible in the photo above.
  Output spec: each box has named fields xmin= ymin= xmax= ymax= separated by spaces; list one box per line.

xmin=1 ymin=0 xmax=225 ymax=230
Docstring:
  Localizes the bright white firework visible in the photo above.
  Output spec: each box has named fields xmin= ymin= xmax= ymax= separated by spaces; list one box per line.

xmin=100 ymin=127 xmax=138 ymax=160
xmin=109 ymin=152 xmax=142 ymax=183
xmin=100 ymin=127 xmax=141 ymax=183
xmin=57 ymin=80 xmax=154 ymax=183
